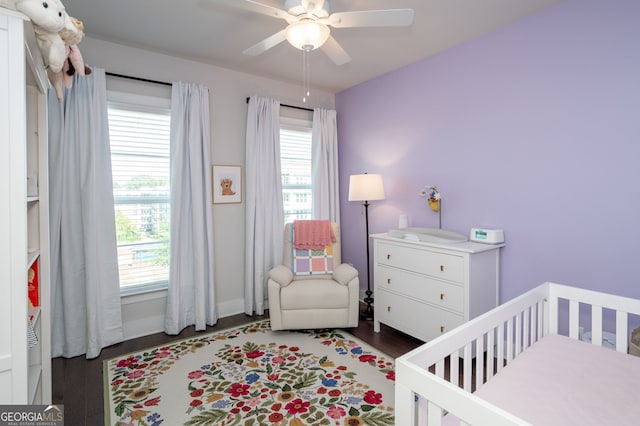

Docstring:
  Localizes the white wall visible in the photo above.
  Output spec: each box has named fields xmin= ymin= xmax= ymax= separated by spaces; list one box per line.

xmin=79 ymin=37 xmax=335 ymax=339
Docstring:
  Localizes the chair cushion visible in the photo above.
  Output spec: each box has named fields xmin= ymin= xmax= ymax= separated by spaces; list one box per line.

xmin=280 ymin=280 xmax=349 ymax=310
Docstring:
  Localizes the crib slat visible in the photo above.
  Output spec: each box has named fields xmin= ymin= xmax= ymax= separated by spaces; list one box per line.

xmin=475 ymin=336 xmax=484 ymax=390
xmin=548 ymin=286 xmax=558 ymax=334
xmin=515 ymin=312 xmax=522 ymax=356
xmin=427 ymin=400 xmax=444 ymax=426
xmin=418 ymin=395 xmax=429 ymax=425
xmin=523 ymin=307 xmax=530 ymax=349
xmin=487 ymin=327 xmax=495 ymax=379
xmin=463 ymin=343 xmax=472 ymax=392
xmin=569 ymin=299 xmax=580 ymax=339
xmin=506 ymin=318 xmax=514 ymax=364
xmin=537 ymin=301 xmax=544 ymax=341
xmin=394 ymin=382 xmax=416 ymax=425
xmin=436 ymin=359 xmax=445 ymax=379
xmin=615 ymin=310 xmax=628 ymax=353
xmin=591 ymin=306 xmax=603 ymax=346
xmin=450 ymin=350 xmax=459 ymax=387
xmin=531 ymin=304 xmax=538 ymax=344
xmin=497 ymin=323 xmax=504 ymax=373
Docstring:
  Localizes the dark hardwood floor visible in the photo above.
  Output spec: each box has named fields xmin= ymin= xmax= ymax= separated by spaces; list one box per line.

xmin=51 ymin=309 xmax=424 ymax=425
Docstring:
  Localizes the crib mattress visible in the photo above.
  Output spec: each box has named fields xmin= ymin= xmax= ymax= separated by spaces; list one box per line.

xmin=472 ymin=333 xmax=640 ymax=425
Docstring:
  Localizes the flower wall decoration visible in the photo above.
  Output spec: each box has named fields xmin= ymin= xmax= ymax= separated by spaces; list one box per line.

xmin=420 ymin=185 xmax=441 ymax=212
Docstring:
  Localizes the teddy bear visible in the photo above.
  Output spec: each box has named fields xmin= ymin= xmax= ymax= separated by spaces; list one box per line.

xmin=4 ymin=0 xmax=91 ymax=100
xmin=14 ymin=0 xmax=68 ymax=75
xmin=47 ymin=12 xmax=91 ymax=100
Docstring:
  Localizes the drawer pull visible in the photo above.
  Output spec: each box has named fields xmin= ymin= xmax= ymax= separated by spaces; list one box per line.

xmin=387 ymin=254 xmax=391 ymax=260
xmin=440 ymin=265 xmax=444 ymax=272
xmin=440 ymin=293 xmax=444 ymax=300
xmin=387 ymin=278 xmax=391 ymax=284
xmin=440 ymin=326 xmax=445 ymax=333
xmin=387 ymin=306 xmax=392 ymax=312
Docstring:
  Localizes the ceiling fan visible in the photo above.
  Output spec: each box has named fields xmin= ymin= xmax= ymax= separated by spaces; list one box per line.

xmin=229 ymin=0 xmax=415 ymax=66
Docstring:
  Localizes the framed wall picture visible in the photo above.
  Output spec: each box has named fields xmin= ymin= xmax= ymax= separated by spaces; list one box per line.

xmin=212 ymin=165 xmax=242 ymax=204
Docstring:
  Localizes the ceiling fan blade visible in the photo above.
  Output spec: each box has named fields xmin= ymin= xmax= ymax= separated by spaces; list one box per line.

xmin=324 ymin=9 xmax=414 ymax=28
xmin=243 ymin=29 xmax=288 ymax=56
xmin=244 ymin=0 xmax=296 ymax=22
xmin=320 ymin=35 xmax=351 ymax=66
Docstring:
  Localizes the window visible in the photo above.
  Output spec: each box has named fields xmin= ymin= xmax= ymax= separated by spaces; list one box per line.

xmin=280 ymin=117 xmax=312 ymax=223
xmin=107 ymin=92 xmax=171 ymax=295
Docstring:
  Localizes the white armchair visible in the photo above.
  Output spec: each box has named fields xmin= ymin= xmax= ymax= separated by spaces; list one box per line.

xmin=268 ymin=222 xmax=360 ymax=331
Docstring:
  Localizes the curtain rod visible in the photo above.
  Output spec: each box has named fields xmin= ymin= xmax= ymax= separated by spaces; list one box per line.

xmin=245 ymin=97 xmax=313 ymax=112
xmin=106 ymin=72 xmax=172 ymax=87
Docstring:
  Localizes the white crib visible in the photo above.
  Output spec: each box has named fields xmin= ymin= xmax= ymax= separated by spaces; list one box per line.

xmin=395 ymin=282 xmax=640 ymax=425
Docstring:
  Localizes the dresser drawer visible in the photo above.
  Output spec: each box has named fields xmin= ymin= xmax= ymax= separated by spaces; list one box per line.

xmin=375 ymin=242 xmax=464 ymax=283
xmin=376 ymin=289 xmax=464 ymax=341
xmin=376 ymin=266 xmax=464 ymax=313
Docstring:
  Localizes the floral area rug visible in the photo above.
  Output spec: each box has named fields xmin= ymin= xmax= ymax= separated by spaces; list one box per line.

xmin=104 ymin=320 xmax=395 ymax=425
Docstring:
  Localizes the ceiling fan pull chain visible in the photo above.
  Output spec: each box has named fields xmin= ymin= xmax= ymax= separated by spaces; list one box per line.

xmin=306 ymin=48 xmax=311 ymax=99
xmin=302 ymin=47 xmax=310 ymax=103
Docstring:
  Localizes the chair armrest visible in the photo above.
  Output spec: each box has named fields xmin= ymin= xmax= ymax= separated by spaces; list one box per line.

xmin=333 ymin=263 xmax=358 ymax=285
xmin=269 ymin=265 xmax=294 ymax=287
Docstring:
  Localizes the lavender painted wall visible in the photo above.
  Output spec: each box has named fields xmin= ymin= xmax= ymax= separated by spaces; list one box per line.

xmin=336 ymin=0 xmax=640 ymax=305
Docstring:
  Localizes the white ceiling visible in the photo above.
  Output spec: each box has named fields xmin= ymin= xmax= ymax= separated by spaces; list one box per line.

xmin=61 ymin=0 xmax=562 ymax=93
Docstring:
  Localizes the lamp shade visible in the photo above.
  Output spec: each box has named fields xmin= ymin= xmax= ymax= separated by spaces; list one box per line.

xmin=348 ymin=174 xmax=385 ymax=202
xmin=285 ymin=19 xmax=330 ymax=51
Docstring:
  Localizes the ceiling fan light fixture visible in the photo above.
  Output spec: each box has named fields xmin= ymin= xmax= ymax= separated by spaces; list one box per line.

xmin=285 ymin=19 xmax=330 ymax=51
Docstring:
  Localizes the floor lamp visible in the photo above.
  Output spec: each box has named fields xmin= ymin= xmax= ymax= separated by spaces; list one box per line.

xmin=348 ymin=173 xmax=385 ymax=320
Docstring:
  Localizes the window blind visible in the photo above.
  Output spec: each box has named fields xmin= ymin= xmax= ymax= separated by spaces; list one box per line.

xmin=280 ymin=120 xmax=312 ymax=223
xmin=108 ymin=102 xmax=171 ymax=294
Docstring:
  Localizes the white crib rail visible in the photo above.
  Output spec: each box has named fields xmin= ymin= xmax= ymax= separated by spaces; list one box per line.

xmin=547 ymin=283 xmax=640 ymax=352
xmin=395 ymin=282 xmax=640 ymax=425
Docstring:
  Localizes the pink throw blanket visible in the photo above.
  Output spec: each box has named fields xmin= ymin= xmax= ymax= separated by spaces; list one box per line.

xmin=293 ymin=220 xmax=336 ymax=250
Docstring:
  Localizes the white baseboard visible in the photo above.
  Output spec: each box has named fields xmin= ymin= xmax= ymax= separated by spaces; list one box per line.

xmin=217 ymin=298 xmax=246 ymax=318
xmin=121 ymin=291 xmax=248 ymax=341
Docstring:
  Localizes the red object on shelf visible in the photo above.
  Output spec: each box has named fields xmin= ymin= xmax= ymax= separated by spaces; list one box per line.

xmin=28 ymin=258 xmax=39 ymax=307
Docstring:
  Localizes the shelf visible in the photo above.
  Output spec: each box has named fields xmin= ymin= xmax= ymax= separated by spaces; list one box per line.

xmin=1 ymin=10 xmax=51 ymax=404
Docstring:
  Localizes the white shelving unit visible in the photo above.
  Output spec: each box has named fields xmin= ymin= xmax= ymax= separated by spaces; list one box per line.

xmin=0 ymin=8 xmax=51 ymax=404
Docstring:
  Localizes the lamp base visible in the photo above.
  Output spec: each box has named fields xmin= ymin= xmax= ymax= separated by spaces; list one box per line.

xmin=360 ymin=290 xmax=374 ymax=321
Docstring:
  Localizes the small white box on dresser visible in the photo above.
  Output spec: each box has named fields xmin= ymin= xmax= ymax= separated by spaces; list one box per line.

xmin=470 ymin=227 xmax=505 ymax=244
xmin=371 ymin=233 xmax=504 ymax=342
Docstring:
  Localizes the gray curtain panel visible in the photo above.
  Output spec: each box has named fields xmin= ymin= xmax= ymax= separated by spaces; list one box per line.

xmin=164 ymin=82 xmax=217 ymax=335
xmin=244 ymin=96 xmax=285 ymax=316
xmin=312 ymin=108 xmax=340 ymax=223
xmin=48 ymin=68 xmax=124 ymax=359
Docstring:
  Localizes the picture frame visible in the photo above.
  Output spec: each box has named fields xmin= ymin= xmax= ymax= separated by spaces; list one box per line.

xmin=212 ymin=165 xmax=242 ymax=204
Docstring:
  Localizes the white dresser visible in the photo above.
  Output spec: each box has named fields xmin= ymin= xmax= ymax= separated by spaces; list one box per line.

xmin=372 ymin=234 xmax=503 ymax=342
